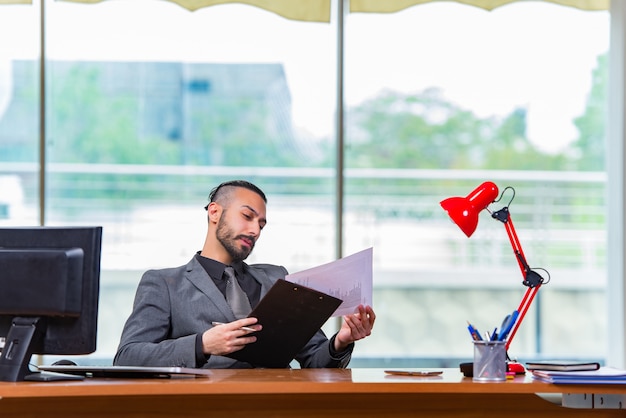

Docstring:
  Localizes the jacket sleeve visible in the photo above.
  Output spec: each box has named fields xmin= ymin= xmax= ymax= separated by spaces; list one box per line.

xmin=295 ymin=329 xmax=353 ymax=368
xmin=113 ymin=267 xmax=197 ymax=368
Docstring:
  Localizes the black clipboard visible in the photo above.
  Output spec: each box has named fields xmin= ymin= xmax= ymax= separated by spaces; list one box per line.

xmin=225 ymin=279 xmax=342 ymax=368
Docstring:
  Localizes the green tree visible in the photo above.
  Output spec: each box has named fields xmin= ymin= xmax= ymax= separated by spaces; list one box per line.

xmin=484 ymin=108 xmax=566 ymax=171
xmin=190 ymin=96 xmax=300 ymax=167
xmin=570 ymin=53 xmax=608 ymax=171
xmin=344 ymin=88 xmax=559 ymax=170
xmin=345 ymin=89 xmax=484 ymax=169
xmin=46 ymin=64 xmax=182 ymax=203
xmin=48 ymin=64 xmax=180 ymax=165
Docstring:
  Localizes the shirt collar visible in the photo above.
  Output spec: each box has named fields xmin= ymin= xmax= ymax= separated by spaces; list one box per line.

xmin=195 ymin=252 xmax=244 ymax=279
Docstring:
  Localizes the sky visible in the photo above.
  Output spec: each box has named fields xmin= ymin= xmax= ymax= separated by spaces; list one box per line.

xmin=0 ymin=0 xmax=610 ymax=154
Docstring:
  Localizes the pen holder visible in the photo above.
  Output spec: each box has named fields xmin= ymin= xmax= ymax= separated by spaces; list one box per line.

xmin=472 ymin=340 xmax=506 ymax=382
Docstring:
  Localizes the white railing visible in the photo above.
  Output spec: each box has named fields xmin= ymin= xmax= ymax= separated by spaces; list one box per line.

xmin=1 ymin=164 xmax=608 ymax=361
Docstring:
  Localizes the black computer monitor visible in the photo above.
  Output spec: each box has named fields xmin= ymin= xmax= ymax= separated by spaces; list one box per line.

xmin=0 ymin=226 xmax=102 ymax=381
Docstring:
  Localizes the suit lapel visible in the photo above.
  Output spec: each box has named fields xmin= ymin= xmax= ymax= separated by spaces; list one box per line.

xmin=184 ymin=258 xmax=234 ymax=320
xmin=245 ymin=265 xmax=276 ymax=298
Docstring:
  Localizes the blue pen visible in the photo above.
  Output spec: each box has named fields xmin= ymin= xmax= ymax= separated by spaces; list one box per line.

xmin=466 ymin=321 xmax=483 ymax=341
xmin=497 ymin=310 xmax=519 ymax=341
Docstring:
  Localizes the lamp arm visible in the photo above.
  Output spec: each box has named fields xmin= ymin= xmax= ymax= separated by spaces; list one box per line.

xmin=506 ymin=286 xmax=540 ymax=351
xmin=492 ymin=208 xmax=544 ymax=351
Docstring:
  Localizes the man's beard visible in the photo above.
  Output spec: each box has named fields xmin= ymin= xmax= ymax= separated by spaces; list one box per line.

xmin=216 ymin=212 xmax=255 ymax=262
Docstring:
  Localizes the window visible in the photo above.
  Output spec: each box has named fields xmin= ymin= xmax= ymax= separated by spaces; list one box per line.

xmin=0 ymin=4 xmax=39 ymax=226
xmin=0 ymin=0 xmax=613 ymax=366
xmin=344 ymin=2 xmax=609 ymax=365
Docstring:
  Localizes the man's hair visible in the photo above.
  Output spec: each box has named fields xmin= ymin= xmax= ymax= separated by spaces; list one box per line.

xmin=204 ymin=180 xmax=267 ymax=210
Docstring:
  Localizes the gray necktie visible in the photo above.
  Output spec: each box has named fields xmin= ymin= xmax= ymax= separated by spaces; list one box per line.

xmin=224 ymin=266 xmax=252 ymax=319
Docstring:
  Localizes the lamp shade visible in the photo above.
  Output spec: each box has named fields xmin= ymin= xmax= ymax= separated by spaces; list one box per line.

xmin=440 ymin=181 xmax=499 ymax=237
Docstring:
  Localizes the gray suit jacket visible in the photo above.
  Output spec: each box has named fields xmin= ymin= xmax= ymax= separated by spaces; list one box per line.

xmin=113 ymin=257 xmax=352 ymax=369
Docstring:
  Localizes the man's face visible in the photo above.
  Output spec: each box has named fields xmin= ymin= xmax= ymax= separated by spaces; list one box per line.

xmin=215 ymin=188 xmax=267 ymax=263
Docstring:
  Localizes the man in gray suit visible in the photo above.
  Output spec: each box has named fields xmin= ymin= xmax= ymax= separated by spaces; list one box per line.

xmin=114 ymin=180 xmax=376 ymax=369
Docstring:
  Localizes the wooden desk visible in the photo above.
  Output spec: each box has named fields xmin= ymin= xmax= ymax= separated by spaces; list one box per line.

xmin=0 ymin=368 xmax=625 ymax=417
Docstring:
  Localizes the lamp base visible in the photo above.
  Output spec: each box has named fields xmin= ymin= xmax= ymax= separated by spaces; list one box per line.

xmin=508 ymin=361 xmax=526 ymax=374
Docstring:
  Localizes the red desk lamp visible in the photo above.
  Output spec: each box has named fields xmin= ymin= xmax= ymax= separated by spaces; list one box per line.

xmin=441 ymin=181 xmax=548 ymax=356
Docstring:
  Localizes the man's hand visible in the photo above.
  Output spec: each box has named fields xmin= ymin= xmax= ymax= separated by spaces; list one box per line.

xmin=334 ymin=304 xmax=376 ymax=352
xmin=202 ymin=318 xmax=261 ymax=356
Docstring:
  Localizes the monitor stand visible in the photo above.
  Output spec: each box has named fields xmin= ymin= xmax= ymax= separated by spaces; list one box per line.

xmin=0 ymin=317 xmax=85 ymax=382
xmin=0 ymin=316 xmax=42 ymax=381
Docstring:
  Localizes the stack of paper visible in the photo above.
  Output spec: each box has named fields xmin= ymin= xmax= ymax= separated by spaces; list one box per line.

xmin=531 ymin=367 xmax=626 ymax=384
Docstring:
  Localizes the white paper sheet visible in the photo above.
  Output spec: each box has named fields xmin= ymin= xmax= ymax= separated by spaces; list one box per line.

xmin=286 ymin=247 xmax=373 ymax=317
